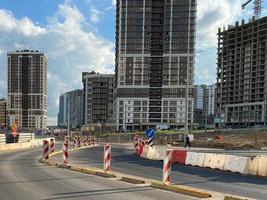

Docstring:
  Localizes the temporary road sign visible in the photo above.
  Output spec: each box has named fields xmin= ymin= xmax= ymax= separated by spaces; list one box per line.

xmin=145 ymin=128 xmax=155 ymax=138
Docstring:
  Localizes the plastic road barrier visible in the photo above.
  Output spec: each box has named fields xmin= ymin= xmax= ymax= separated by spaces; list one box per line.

xmin=50 ymin=138 xmax=55 ymax=153
xmin=62 ymin=143 xmax=68 ymax=165
xmin=77 ymin=137 xmax=81 ymax=147
xmin=249 ymin=156 xmax=260 ymax=175
xmin=42 ymin=140 xmax=49 ymax=160
xmin=185 ymin=152 xmax=205 ymax=167
xmin=172 ymin=150 xmax=187 ymax=165
xmin=147 ymin=146 xmax=157 ymax=160
xmin=134 ymin=136 xmax=139 ymax=152
xmin=224 ymin=155 xmax=250 ymax=174
xmin=163 ymin=150 xmax=173 ymax=184
xmin=203 ymin=153 xmax=217 ymax=168
xmin=157 ymin=146 xmax=168 ymax=161
xmin=141 ymin=145 xmax=149 ymax=158
xmin=257 ymin=156 xmax=267 ymax=176
xmin=250 ymin=155 xmax=267 ymax=176
xmin=104 ymin=144 xmax=111 ymax=171
xmin=136 ymin=141 xmax=144 ymax=156
xmin=64 ymin=136 xmax=69 ymax=145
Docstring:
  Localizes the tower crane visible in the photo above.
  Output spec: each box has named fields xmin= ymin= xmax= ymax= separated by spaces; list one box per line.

xmin=242 ymin=0 xmax=262 ymax=19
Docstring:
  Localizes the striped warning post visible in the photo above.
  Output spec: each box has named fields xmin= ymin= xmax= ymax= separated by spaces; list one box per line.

xmin=77 ymin=137 xmax=81 ymax=147
xmin=42 ymin=140 xmax=49 ymax=159
xmin=146 ymin=137 xmax=153 ymax=146
xmin=163 ymin=150 xmax=173 ymax=184
xmin=93 ymin=137 xmax=96 ymax=145
xmin=50 ymin=138 xmax=55 ymax=153
xmin=83 ymin=137 xmax=87 ymax=146
xmin=64 ymin=136 xmax=69 ymax=145
xmin=73 ymin=136 xmax=76 ymax=148
xmin=104 ymin=144 xmax=111 ymax=171
xmin=134 ymin=136 xmax=139 ymax=152
xmin=62 ymin=143 xmax=68 ymax=165
xmin=86 ymin=136 xmax=90 ymax=146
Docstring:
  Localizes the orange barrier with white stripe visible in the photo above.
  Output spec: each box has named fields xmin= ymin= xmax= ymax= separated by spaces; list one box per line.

xmin=104 ymin=144 xmax=111 ymax=172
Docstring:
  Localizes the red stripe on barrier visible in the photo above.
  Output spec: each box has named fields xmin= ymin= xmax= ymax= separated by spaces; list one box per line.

xmin=172 ymin=150 xmax=187 ymax=165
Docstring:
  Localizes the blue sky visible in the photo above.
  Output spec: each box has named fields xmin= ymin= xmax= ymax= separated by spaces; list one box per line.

xmin=0 ymin=0 xmax=266 ymax=125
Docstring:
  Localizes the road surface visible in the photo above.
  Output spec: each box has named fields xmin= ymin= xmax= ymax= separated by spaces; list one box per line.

xmin=0 ymin=147 xmax=195 ymax=200
xmin=51 ymin=144 xmax=267 ymax=200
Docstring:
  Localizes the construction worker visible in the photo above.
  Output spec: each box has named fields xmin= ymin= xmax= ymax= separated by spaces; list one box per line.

xmin=184 ymin=134 xmax=191 ymax=148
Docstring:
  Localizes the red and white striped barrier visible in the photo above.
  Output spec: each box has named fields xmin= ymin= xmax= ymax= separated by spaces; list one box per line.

xmin=77 ymin=137 xmax=81 ymax=147
xmin=83 ymin=137 xmax=87 ymax=146
xmin=42 ymin=140 xmax=49 ymax=160
xmin=86 ymin=136 xmax=90 ymax=146
xmin=134 ymin=136 xmax=139 ymax=151
xmin=62 ymin=143 xmax=68 ymax=165
xmin=73 ymin=137 xmax=76 ymax=148
xmin=50 ymin=138 xmax=55 ymax=154
xmin=104 ymin=144 xmax=111 ymax=171
xmin=92 ymin=137 xmax=96 ymax=145
xmin=64 ymin=136 xmax=69 ymax=145
xmin=163 ymin=150 xmax=173 ymax=184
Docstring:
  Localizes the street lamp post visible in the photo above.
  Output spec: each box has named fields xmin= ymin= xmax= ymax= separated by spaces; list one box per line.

xmin=67 ymin=96 xmax=70 ymax=138
xmin=185 ymin=79 xmax=189 ymax=136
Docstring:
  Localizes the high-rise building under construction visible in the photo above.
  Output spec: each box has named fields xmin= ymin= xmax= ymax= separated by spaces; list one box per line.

xmin=216 ymin=17 xmax=267 ymax=127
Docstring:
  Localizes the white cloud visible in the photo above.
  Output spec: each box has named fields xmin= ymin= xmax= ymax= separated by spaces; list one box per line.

xmin=90 ymin=7 xmax=102 ymax=23
xmin=0 ymin=1 xmax=115 ymax=125
xmin=112 ymin=0 xmax=116 ymax=7
xmin=0 ymin=10 xmax=45 ymax=36
xmin=197 ymin=0 xmax=243 ymax=49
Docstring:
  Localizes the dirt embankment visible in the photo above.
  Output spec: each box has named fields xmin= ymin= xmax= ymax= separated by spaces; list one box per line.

xmin=191 ymin=131 xmax=267 ymax=150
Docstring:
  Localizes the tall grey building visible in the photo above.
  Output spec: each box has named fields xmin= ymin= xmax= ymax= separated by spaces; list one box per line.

xmin=194 ymin=84 xmax=215 ymax=127
xmin=65 ymin=89 xmax=84 ymax=128
xmin=82 ymin=72 xmax=114 ymax=130
xmin=57 ymin=93 xmax=67 ymax=128
xmin=216 ymin=17 xmax=267 ymax=128
xmin=7 ymin=50 xmax=47 ymax=130
xmin=115 ymin=0 xmax=197 ymax=131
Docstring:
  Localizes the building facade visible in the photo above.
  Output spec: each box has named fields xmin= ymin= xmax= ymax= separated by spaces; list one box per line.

xmin=82 ymin=72 xmax=114 ymax=130
xmin=194 ymin=84 xmax=215 ymax=127
xmin=0 ymin=98 xmax=7 ymax=129
xmin=216 ymin=17 xmax=267 ymax=128
xmin=57 ymin=93 xmax=67 ymax=128
xmin=66 ymin=89 xmax=84 ymax=128
xmin=7 ymin=50 xmax=47 ymax=130
xmin=194 ymin=85 xmax=204 ymax=125
xmin=115 ymin=0 xmax=197 ymax=131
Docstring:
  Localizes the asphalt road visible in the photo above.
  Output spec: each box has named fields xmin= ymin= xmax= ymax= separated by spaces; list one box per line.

xmin=0 ymin=147 xmax=195 ymax=200
xmin=53 ymin=144 xmax=267 ymax=200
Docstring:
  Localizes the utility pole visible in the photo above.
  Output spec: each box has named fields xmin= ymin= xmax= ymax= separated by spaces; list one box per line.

xmin=67 ymin=96 xmax=70 ymax=138
xmin=185 ymin=79 xmax=188 ymax=136
xmin=205 ymin=111 xmax=208 ymax=134
xmin=124 ymin=102 xmax=127 ymax=132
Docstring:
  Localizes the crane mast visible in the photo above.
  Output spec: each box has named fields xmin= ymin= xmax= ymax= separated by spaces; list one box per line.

xmin=242 ymin=0 xmax=262 ymax=19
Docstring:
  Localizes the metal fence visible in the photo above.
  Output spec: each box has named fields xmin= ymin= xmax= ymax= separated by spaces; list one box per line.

xmin=0 ymin=133 xmax=35 ymax=144
xmin=96 ymin=133 xmax=186 ymax=145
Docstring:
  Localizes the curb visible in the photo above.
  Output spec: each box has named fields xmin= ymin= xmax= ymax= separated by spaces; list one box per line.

xmin=151 ymin=182 xmax=212 ymax=199
xmin=39 ymin=145 xmax=219 ymax=199
xmin=120 ymin=177 xmax=145 ymax=184
xmin=224 ymin=196 xmax=248 ymax=200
